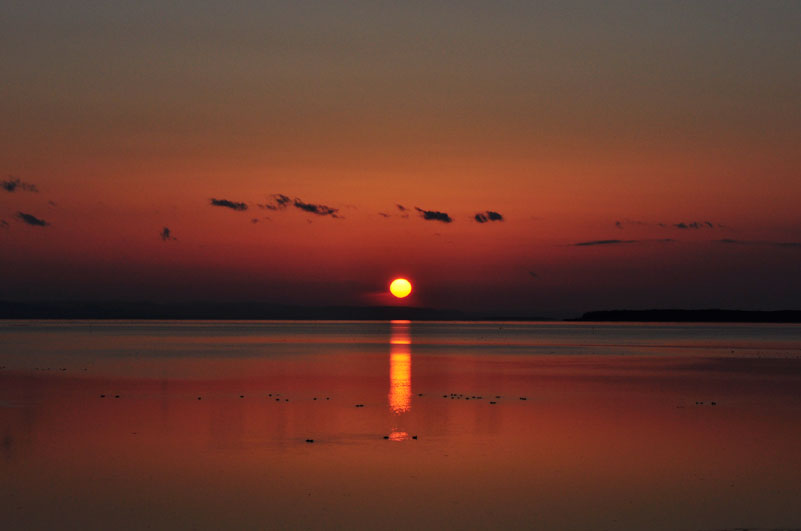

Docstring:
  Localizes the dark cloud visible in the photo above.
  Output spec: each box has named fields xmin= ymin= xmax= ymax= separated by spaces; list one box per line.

xmin=160 ymin=227 xmax=176 ymax=241
xmin=570 ymin=238 xmax=676 ymax=247
xmin=2 ymin=177 xmax=39 ymax=193
xmin=258 ymin=194 xmax=291 ymax=210
xmin=674 ymin=220 xmax=725 ymax=229
xmin=475 ymin=210 xmax=504 ymax=223
xmin=717 ymin=239 xmax=801 ymax=249
xmin=572 ymin=239 xmax=638 ymax=246
xmin=210 ymin=198 xmax=248 ymax=211
xmin=15 ymin=212 xmax=48 ymax=226
xmin=415 ymin=207 xmax=452 ymax=223
xmin=572 ymin=238 xmax=676 ymax=247
xmin=615 ymin=219 xmax=723 ymax=230
xmin=257 ymin=194 xmax=340 ymax=218
xmin=675 ymin=221 xmax=713 ymax=230
xmin=293 ymin=198 xmax=340 ymax=217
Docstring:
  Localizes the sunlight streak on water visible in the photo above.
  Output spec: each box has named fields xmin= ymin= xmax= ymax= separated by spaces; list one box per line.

xmin=388 ymin=321 xmax=411 ymax=415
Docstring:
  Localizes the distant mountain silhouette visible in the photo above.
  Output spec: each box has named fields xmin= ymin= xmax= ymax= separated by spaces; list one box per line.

xmin=573 ymin=309 xmax=801 ymax=323
xmin=0 ymin=300 xmax=551 ymax=321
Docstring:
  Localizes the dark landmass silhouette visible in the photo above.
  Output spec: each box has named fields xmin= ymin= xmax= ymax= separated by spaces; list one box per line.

xmin=573 ymin=309 xmax=801 ymax=323
xmin=0 ymin=301 xmax=551 ymax=321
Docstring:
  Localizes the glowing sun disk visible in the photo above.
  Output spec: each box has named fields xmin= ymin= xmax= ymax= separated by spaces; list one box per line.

xmin=389 ymin=278 xmax=412 ymax=298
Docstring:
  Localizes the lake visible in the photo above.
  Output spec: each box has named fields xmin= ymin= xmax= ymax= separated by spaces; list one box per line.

xmin=2 ymin=320 xmax=801 ymax=530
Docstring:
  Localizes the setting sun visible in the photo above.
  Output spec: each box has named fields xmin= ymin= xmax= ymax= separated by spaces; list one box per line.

xmin=389 ymin=278 xmax=412 ymax=299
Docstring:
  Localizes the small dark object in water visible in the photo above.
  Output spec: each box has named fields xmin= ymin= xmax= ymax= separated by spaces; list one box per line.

xmin=412 ymin=435 xmax=418 ymax=440
xmin=490 ymin=401 xmax=496 ymax=405
xmin=268 ymin=393 xmax=272 ymax=397
xmin=354 ymin=404 xmax=364 ymax=408
xmin=326 ymin=397 xmax=330 ymax=400
xmin=100 ymin=394 xmax=106 ymax=398
xmin=313 ymin=397 xmax=317 ymax=400
xmin=114 ymin=395 xmax=120 ymax=399
xmin=519 ymin=397 xmax=527 ymax=400
xmin=305 ymin=439 xmax=314 ymax=443
xmin=383 ymin=436 xmax=389 ymax=439
xmin=443 ymin=395 xmax=447 ymax=398
xmin=418 ymin=393 xmax=423 ymax=397
xmin=285 ymin=399 xmax=289 ymax=402
xmin=275 ymin=398 xmax=280 ymax=402
xmin=197 ymin=397 xmax=202 ymax=400
xmin=240 ymin=395 xmax=245 ymax=398
xmin=711 ymin=401 xmax=717 ymax=405
xmin=496 ymin=396 xmax=501 ymax=398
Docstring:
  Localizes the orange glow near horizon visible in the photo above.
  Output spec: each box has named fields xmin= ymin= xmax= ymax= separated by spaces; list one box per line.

xmin=389 ymin=278 xmax=412 ymax=299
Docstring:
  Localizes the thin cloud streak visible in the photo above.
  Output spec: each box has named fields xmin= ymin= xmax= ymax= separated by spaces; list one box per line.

xmin=2 ymin=177 xmax=39 ymax=193
xmin=415 ymin=207 xmax=453 ymax=223
xmin=474 ymin=210 xmax=504 ymax=223
xmin=292 ymin=198 xmax=340 ymax=217
xmin=210 ymin=198 xmax=248 ymax=211
xmin=15 ymin=212 xmax=49 ymax=226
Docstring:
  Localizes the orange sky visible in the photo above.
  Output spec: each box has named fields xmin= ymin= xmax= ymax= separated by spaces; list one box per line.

xmin=2 ymin=1 xmax=800 ymax=315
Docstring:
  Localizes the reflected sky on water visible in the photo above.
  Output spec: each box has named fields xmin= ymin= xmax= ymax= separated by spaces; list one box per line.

xmin=1 ymin=321 xmax=801 ymax=529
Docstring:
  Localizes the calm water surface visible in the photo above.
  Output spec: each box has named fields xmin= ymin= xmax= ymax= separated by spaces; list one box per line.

xmin=1 ymin=321 xmax=801 ymax=530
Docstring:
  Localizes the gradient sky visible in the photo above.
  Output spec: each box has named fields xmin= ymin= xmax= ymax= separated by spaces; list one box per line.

xmin=2 ymin=1 xmax=800 ymax=315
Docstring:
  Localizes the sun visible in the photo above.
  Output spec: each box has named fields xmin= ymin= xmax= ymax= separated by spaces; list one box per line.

xmin=389 ymin=278 xmax=412 ymax=298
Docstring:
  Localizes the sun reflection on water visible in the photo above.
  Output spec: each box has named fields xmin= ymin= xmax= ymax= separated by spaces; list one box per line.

xmin=389 ymin=320 xmax=411 ymax=415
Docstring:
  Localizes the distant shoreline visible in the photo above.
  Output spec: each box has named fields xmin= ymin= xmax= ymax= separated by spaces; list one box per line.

xmin=2 ymin=301 xmax=801 ymax=323
xmin=571 ymin=309 xmax=801 ymax=323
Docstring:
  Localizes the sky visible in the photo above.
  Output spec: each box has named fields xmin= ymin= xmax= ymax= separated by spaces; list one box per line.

xmin=2 ymin=0 xmax=800 ymax=316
